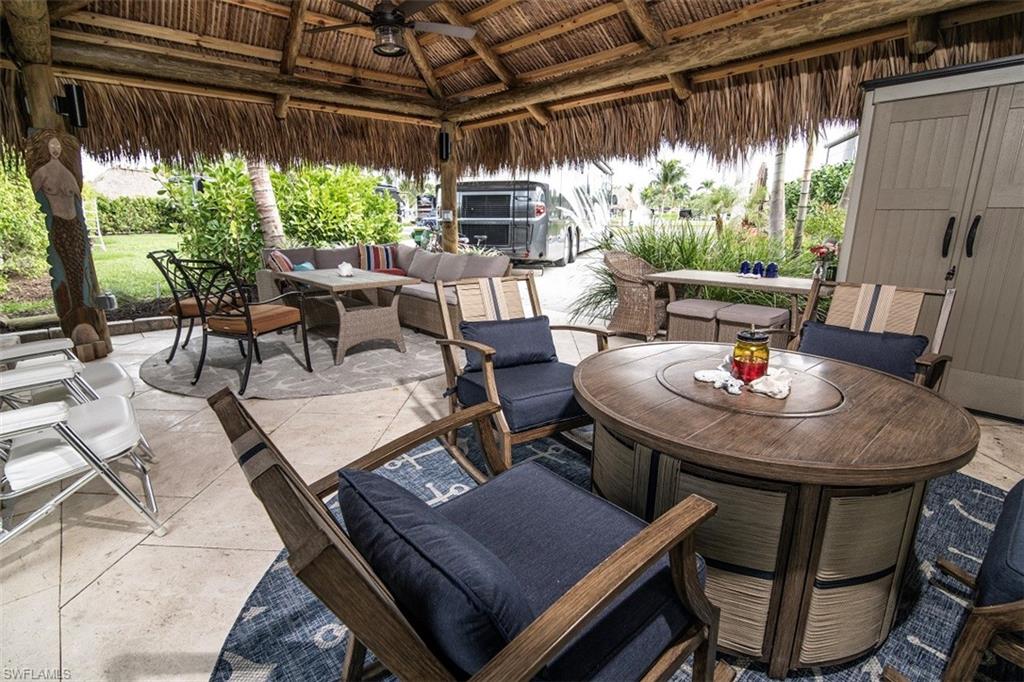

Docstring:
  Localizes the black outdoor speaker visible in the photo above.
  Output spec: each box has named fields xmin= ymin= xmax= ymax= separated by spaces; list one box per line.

xmin=53 ymin=84 xmax=87 ymax=128
xmin=438 ymin=130 xmax=451 ymax=162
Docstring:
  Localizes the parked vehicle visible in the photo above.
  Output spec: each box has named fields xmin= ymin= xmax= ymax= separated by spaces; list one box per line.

xmin=374 ymin=183 xmax=402 ymax=218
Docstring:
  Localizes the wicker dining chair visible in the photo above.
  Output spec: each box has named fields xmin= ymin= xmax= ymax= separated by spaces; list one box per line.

xmin=604 ymin=251 xmax=668 ymax=341
xmin=207 ymin=388 xmax=732 ymax=682
xmin=175 ymin=259 xmax=312 ymax=394
xmin=433 ymin=273 xmax=608 ymax=474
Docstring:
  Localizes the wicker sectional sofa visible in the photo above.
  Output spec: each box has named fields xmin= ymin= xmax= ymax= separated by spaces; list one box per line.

xmin=255 ymin=244 xmax=510 ymax=337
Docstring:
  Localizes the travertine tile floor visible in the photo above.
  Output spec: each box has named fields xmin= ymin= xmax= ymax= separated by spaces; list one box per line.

xmin=2 ymin=258 xmax=1021 ymax=680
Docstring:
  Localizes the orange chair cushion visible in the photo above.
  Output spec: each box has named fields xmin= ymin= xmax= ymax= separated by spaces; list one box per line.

xmin=207 ymin=304 xmax=300 ymax=335
xmin=166 ymin=297 xmax=205 ymax=318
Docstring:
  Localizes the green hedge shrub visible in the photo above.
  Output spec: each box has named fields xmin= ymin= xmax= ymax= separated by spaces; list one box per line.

xmin=157 ymin=158 xmax=399 ymax=281
xmin=0 ymin=156 xmax=48 ymax=296
xmin=158 ymin=158 xmax=265 ymax=281
xmin=274 ymin=165 xmax=400 ymax=247
xmin=96 ymin=196 xmax=177 ymax=234
xmin=785 ymin=160 xmax=853 ymax=220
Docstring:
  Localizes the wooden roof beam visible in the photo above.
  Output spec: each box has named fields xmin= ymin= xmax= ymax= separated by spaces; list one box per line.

xmin=49 ymin=38 xmax=442 ymax=118
xmin=221 ymin=0 xmax=375 ymax=40
xmin=622 ymin=0 xmax=691 ymax=102
xmin=445 ymin=0 xmax=984 ymax=122
xmin=406 ymin=36 xmax=443 ymax=100
xmin=59 ymin=11 xmax=427 ymax=89
xmin=436 ymin=2 xmax=551 ymax=126
xmin=49 ymin=1 xmax=93 ymax=21
xmin=275 ymin=0 xmax=309 ymax=119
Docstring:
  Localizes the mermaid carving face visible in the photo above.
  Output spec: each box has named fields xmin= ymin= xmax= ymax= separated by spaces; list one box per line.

xmin=48 ymin=137 xmax=62 ymax=159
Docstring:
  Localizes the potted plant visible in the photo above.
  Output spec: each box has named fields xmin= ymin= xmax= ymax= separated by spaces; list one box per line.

xmin=809 ymin=241 xmax=839 ymax=281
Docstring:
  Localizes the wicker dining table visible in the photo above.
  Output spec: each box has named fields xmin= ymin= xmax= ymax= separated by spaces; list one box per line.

xmin=573 ymin=342 xmax=979 ymax=678
xmin=275 ymin=268 xmax=419 ymax=365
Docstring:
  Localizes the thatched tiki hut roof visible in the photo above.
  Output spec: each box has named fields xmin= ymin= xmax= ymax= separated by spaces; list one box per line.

xmin=1 ymin=0 xmax=1021 ymax=175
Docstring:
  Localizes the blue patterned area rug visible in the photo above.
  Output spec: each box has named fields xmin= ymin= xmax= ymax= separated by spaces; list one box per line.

xmin=211 ymin=430 xmax=1016 ymax=681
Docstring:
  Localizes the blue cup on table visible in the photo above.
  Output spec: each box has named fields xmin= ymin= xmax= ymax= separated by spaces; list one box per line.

xmin=752 ymin=260 xmax=765 ymax=277
xmin=765 ymin=262 xmax=779 ymax=278
xmin=739 ymin=260 xmax=751 ymax=274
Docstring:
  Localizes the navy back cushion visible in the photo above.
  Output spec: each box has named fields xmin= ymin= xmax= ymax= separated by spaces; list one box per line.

xmin=337 ymin=469 xmax=533 ymax=676
xmin=460 ymin=315 xmax=557 ymax=371
xmin=975 ymin=480 xmax=1024 ymax=607
xmin=798 ymin=321 xmax=928 ymax=381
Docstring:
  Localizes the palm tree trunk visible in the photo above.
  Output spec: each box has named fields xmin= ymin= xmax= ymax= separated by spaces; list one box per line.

xmin=768 ymin=142 xmax=786 ymax=240
xmin=245 ymin=158 xmax=285 ymax=249
xmin=793 ymin=132 xmax=816 ymax=255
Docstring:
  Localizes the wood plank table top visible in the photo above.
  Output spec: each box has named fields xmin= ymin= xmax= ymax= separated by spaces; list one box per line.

xmin=573 ymin=342 xmax=979 ymax=487
xmin=646 ymin=269 xmax=815 ymax=295
xmin=276 ymin=268 xmax=419 ymax=293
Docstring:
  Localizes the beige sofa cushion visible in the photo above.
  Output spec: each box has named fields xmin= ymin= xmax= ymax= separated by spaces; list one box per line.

xmin=461 ymin=253 xmax=510 ymax=278
xmin=435 ymin=253 xmax=467 ymax=282
xmin=401 ymin=282 xmax=458 ymax=305
xmin=315 ymin=246 xmax=360 ymax=269
xmin=408 ymin=250 xmax=442 ymax=282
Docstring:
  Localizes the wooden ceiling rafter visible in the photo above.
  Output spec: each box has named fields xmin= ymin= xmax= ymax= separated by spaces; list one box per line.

xmin=460 ymin=1 xmax=1018 ymax=131
xmin=406 ymin=35 xmax=443 ymax=100
xmin=444 ymin=0 xmax=989 ymax=123
xmin=59 ymin=11 xmax=427 ymax=89
xmin=45 ymin=27 xmax=439 ymax=101
xmin=432 ymin=1 xmax=627 ymax=79
xmin=274 ymin=0 xmax=309 ymax=119
xmin=48 ymin=38 xmax=442 ymax=117
xmin=435 ymin=2 xmax=551 ymax=126
xmin=621 ymin=0 xmax=691 ymax=100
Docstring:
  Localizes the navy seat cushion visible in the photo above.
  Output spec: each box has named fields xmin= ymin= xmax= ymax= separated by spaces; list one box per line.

xmin=440 ymin=462 xmax=702 ymax=681
xmin=457 ymin=361 xmax=585 ymax=432
xmin=337 ymin=469 xmax=534 ymax=677
xmin=976 ymin=479 xmax=1024 ymax=608
xmin=798 ymin=321 xmax=929 ymax=381
xmin=460 ymin=316 xmax=558 ymax=371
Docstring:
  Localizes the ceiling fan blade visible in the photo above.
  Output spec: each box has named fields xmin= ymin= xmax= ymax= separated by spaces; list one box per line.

xmin=394 ymin=0 xmax=440 ymax=15
xmin=329 ymin=0 xmax=373 ymax=16
xmin=410 ymin=21 xmax=476 ymax=40
xmin=307 ymin=21 xmax=370 ymax=35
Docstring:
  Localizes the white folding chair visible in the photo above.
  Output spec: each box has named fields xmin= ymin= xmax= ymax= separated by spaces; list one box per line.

xmin=0 ymin=396 xmax=165 ymax=546
xmin=0 ymin=337 xmax=135 ymax=406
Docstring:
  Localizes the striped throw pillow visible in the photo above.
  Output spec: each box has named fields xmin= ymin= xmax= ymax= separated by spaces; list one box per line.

xmin=267 ymin=250 xmax=294 ymax=273
xmin=363 ymin=244 xmax=398 ymax=271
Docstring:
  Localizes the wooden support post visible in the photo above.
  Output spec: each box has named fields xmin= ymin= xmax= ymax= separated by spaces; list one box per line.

xmin=621 ymin=0 xmax=692 ymax=102
xmin=7 ymin=0 xmax=111 ymax=359
xmin=274 ymin=0 xmax=309 ymax=119
xmin=439 ymin=122 xmax=460 ymax=254
xmin=907 ymin=14 xmax=939 ymax=56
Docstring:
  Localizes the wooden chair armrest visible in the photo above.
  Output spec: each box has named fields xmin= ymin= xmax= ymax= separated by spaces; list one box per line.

xmin=437 ymin=339 xmax=497 ymax=358
xmin=936 ymin=556 xmax=976 ymax=589
xmin=549 ymin=325 xmax=609 ymax=351
xmin=914 ymin=352 xmax=953 ymax=390
xmin=470 ymin=495 xmax=717 ymax=682
xmin=308 ymin=402 xmax=502 ymax=499
xmin=915 ymin=352 xmax=952 ymax=367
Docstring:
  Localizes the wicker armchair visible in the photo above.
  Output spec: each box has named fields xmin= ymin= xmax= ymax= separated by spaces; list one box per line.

xmin=603 ymin=251 xmax=668 ymax=341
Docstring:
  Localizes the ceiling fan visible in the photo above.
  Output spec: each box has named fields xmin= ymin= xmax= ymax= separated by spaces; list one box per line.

xmin=309 ymin=0 xmax=477 ymax=57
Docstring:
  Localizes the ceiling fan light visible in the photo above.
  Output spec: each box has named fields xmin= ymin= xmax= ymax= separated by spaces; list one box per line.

xmin=373 ymin=25 xmax=407 ymax=57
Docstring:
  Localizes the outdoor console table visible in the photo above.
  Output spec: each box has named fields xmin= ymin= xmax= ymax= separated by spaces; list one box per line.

xmin=573 ymin=342 xmax=979 ymax=678
xmin=275 ymin=268 xmax=419 ymax=365
xmin=646 ymin=269 xmax=817 ymax=332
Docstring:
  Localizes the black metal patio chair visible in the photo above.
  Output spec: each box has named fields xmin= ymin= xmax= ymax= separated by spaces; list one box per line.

xmin=175 ymin=258 xmax=313 ymax=395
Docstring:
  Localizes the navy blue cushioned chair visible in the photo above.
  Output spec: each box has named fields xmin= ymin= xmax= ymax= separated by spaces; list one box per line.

xmin=791 ymin=282 xmax=957 ymax=389
xmin=928 ymin=479 xmax=1024 ymax=681
xmin=208 ymin=390 xmax=729 ymax=682
xmin=434 ymin=273 xmax=609 ymax=474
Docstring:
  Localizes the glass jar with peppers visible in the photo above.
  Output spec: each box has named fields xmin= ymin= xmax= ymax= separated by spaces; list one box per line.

xmin=731 ymin=329 xmax=770 ymax=383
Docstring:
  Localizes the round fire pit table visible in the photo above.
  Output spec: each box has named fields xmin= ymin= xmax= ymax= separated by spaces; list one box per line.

xmin=573 ymin=342 xmax=979 ymax=678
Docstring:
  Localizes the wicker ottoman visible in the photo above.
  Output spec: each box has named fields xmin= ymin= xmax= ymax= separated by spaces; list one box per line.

xmin=666 ymin=299 xmax=732 ymax=342
xmin=716 ymin=303 xmax=790 ymax=348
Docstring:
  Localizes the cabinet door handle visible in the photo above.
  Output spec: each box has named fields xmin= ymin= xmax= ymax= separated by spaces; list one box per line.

xmin=942 ymin=216 xmax=955 ymax=257
xmin=965 ymin=215 xmax=981 ymax=258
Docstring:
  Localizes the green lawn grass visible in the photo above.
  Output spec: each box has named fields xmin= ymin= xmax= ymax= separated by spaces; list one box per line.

xmin=1 ymin=233 xmax=179 ymax=318
xmin=93 ymin=233 xmax=180 ymax=302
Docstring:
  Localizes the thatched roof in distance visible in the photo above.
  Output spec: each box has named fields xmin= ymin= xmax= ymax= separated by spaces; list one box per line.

xmin=1 ymin=0 xmax=1021 ymax=174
